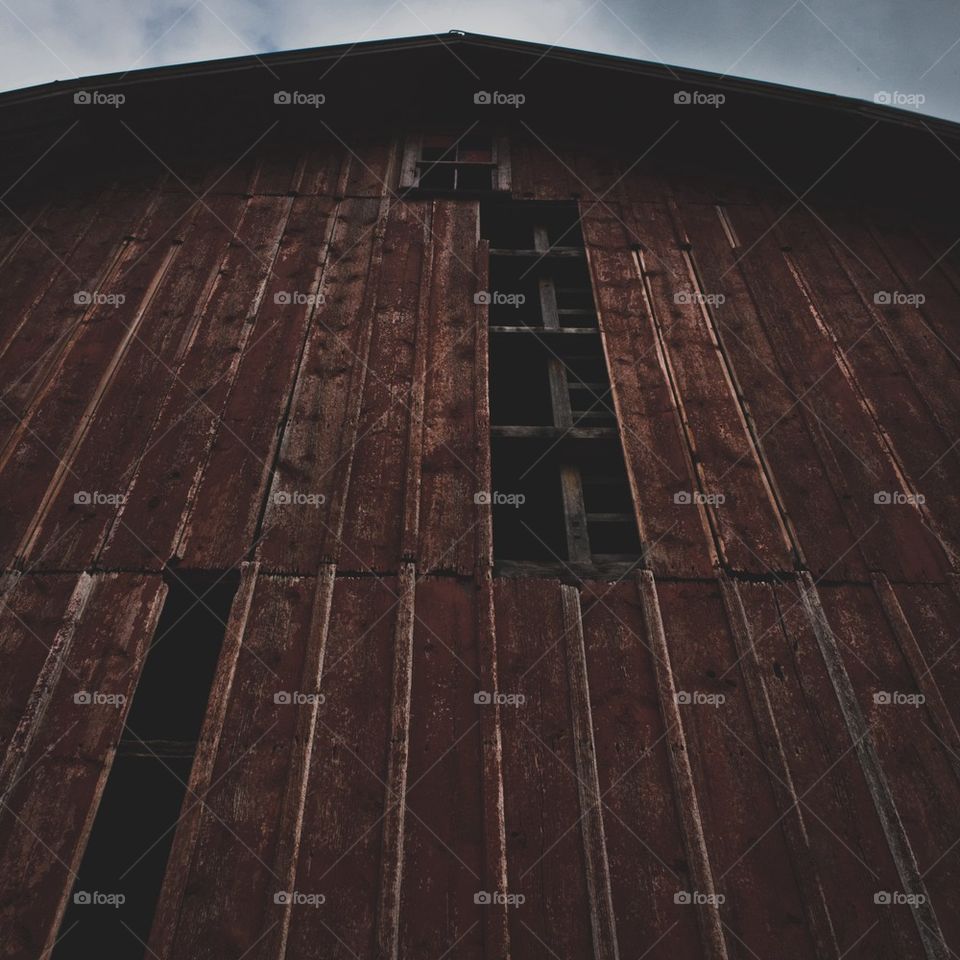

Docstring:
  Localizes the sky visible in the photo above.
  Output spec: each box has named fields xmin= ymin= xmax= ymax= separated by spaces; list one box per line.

xmin=0 ymin=0 xmax=957 ymax=121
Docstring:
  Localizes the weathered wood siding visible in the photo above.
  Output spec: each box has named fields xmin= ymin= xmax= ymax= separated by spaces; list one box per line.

xmin=1 ymin=124 xmax=959 ymax=960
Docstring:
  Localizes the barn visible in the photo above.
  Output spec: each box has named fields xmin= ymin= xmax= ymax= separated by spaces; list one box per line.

xmin=0 ymin=31 xmax=959 ymax=960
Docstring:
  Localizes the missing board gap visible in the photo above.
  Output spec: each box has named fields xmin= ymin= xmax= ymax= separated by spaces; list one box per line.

xmin=481 ymin=200 xmax=585 ymax=251
xmin=52 ymin=569 xmax=240 ymax=960
xmin=484 ymin=200 xmax=641 ymax=574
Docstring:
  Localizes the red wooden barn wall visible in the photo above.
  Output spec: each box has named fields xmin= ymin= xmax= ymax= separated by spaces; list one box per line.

xmin=0 ymin=124 xmax=959 ymax=960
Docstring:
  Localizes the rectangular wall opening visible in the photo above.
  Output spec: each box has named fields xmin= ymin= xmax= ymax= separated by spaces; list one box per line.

xmin=52 ymin=570 xmax=239 ymax=960
xmin=482 ymin=201 xmax=642 ymax=576
xmin=400 ymin=130 xmax=508 ymax=194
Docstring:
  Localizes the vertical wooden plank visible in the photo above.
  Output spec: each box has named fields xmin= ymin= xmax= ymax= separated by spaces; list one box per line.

xmin=0 ymin=574 xmax=166 ymax=960
xmin=473 ymin=238 xmax=492 ymax=575
xmin=270 ymin=565 xmax=336 ymax=960
xmin=627 ymin=200 xmax=795 ymax=574
xmin=13 ymin=195 xmax=200 ymax=565
xmin=340 ymin=135 xmax=398 ymax=197
xmin=0 ymin=573 xmax=95 ymax=805
xmin=398 ymin=133 xmax=420 ymax=191
xmin=570 ymin=146 xmax=637 ymax=202
xmin=869 ymin=218 xmax=960 ymax=368
xmin=248 ymin=141 xmax=304 ymax=196
xmin=739 ymin=579 xmax=928 ymax=958
xmin=338 ymin=201 xmax=430 ymax=572
xmin=560 ymin=585 xmax=620 ymax=960
xmin=724 ymin=203 xmax=948 ymax=583
xmin=396 ymin=575 xmax=485 ymax=960
xmin=377 ymin=563 xmax=416 ymax=959
xmin=872 ymin=575 xmax=960 ymax=780
xmin=510 ymin=132 xmax=581 ymax=200
xmin=801 ymin=578 xmax=952 ymax=959
xmin=580 ymin=202 xmax=716 ymax=578
xmin=295 ymin=139 xmax=345 ymax=197
xmin=0 ymin=190 xmax=196 ymax=569
xmin=578 ymin=579 xmax=704 ymax=958
xmin=635 ymin=571 xmax=728 ymax=959
xmin=160 ymin=574 xmax=320 ymax=960
xmin=822 ymin=210 xmax=960 ymax=444
xmin=659 ymin=576 xmax=821 ymax=959
xmin=0 ymin=180 xmax=165 ymax=454
xmin=471 ymin=234 xmax=511 ymax=959
xmin=494 ymin=132 xmax=511 ymax=194
xmin=493 ymin=577 xmax=595 ymax=960
xmin=417 ymin=200 xmax=482 ymax=575
xmin=256 ymin=197 xmax=384 ymax=574
xmin=772 ymin=207 xmax=960 ymax=565
xmin=23 ymin=195 xmax=249 ymax=571
xmin=399 ymin=204 xmax=436 ymax=563
xmin=718 ymin=577 xmax=841 ymax=959
xmin=476 ymin=571 xmax=511 ymax=960
xmin=0 ymin=575 xmax=82 ymax=750
xmin=99 ymin=195 xmax=293 ymax=570
xmin=675 ymin=200 xmax=868 ymax=581
xmin=560 ymin=467 xmax=592 ymax=563
xmin=177 ymin=195 xmax=339 ymax=569
xmin=292 ymin=192 xmax=390 ymax=568
xmin=0 ymin=188 xmax=107 ymax=359
xmin=890 ymin=581 xmax=960 ymax=732
xmin=283 ymin=576 xmax=400 ymax=959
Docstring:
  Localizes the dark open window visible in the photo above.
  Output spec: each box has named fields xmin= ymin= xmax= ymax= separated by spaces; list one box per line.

xmin=53 ymin=570 xmax=239 ymax=959
xmin=481 ymin=201 xmax=642 ymax=576
xmin=400 ymin=130 xmax=509 ymax=194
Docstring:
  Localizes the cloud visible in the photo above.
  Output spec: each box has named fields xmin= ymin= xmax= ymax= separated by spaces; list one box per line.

xmin=0 ymin=0 xmax=957 ymax=121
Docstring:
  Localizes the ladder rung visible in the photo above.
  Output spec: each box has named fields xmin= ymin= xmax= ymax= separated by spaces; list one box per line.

xmin=489 ymin=325 xmax=599 ymax=336
xmin=489 ymin=246 xmax=584 ymax=258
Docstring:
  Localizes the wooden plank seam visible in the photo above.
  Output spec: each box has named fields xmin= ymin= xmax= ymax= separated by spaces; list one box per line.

xmin=561 ymin=584 xmax=621 ymax=960
xmin=871 ymin=574 xmax=960 ymax=788
xmin=274 ymin=563 xmax=337 ymax=960
xmin=798 ymin=572 xmax=949 ymax=960
xmin=0 ymin=571 xmax=95 ymax=810
xmin=375 ymin=561 xmax=416 ymax=960
xmin=636 ymin=570 xmax=729 ymax=960
xmin=717 ymin=576 xmax=839 ymax=959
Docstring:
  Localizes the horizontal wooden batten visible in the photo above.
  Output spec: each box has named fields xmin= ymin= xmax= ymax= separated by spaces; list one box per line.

xmin=489 ymin=246 xmax=585 ymax=258
xmin=489 ymin=324 xmax=599 ymax=335
xmin=491 ymin=425 xmax=619 ymax=440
